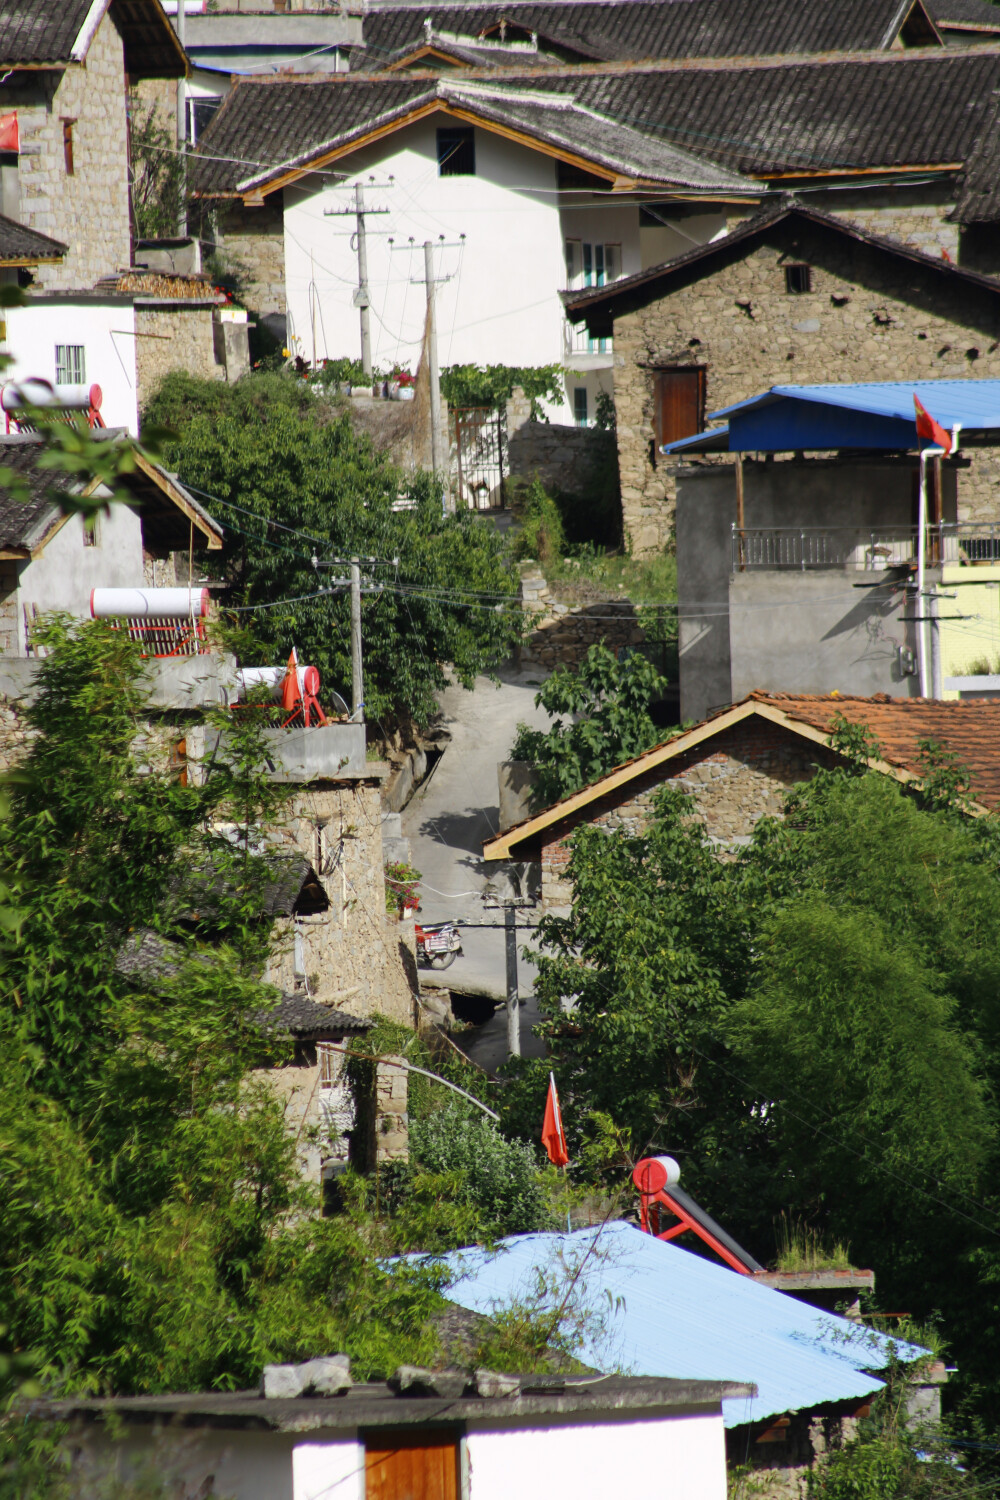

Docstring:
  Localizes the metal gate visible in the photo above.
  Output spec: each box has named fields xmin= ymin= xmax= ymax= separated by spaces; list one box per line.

xmin=452 ymin=406 xmax=507 ymax=510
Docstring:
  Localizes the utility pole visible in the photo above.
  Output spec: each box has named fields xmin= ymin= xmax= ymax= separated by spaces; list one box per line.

xmin=176 ymin=0 xmax=187 ymax=236
xmin=424 ymin=239 xmax=444 ymax=481
xmin=325 ymin=180 xmax=392 ymax=378
xmin=504 ymin=905 xmax=520 ymax=1058
xmin=350 ymin=561 xmax=363 ymax=721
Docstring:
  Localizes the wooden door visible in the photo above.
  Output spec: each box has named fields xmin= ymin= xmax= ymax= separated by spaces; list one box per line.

xmin=365 ymin=1429 xmax=459 ymax=1500
xmin=654 ymin=367 xmax=706 ymax=449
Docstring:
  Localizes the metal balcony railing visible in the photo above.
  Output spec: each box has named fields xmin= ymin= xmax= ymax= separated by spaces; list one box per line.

xmin=564 ymin=321 xmax=612 ymax=358
xmin=731 ymin=524 xmax=1000 ymax=572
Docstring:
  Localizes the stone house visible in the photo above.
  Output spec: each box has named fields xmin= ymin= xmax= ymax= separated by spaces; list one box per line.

xmin=566 ymin=203 xmax=1000 ymax=552
xmin=484 ymin=692 xmax=1000 ymax=907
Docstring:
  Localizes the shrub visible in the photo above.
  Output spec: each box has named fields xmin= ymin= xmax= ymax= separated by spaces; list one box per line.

xmin=511 ymin=478 xmax=565 ymax=564
xmin=409 ymin=1103 xmax=550 ymax=1237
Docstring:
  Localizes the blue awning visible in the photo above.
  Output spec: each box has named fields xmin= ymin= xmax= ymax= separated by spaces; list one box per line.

xmin=661 ymin=379 xmax=1000 ymax=455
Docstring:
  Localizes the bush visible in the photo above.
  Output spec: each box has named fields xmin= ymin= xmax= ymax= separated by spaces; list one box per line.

xmin=409 ymin=1103 xmax=550 ymax=1237
xmin=441 ymin=364 xmax=564 ymax=416
xmin=511 ymin=478 xmax=565 ymax=564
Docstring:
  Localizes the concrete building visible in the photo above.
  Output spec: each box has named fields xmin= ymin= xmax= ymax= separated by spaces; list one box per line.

xmin=31 ymin=1368 xmax=749 ymax=1500
xmin=484 ymin=692 xmax=1000 ymax=906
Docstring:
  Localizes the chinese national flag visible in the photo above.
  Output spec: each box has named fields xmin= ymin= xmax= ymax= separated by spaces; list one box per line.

xmin=541 ymin=1072 xmax=569 ymax=1167
xmin=914 ymin=395 xmax=952 ymax=454
xmin=0 ymin=114 xmax=18 ymax=154
xmin=280 ymin=646 xmax=301 ymax=712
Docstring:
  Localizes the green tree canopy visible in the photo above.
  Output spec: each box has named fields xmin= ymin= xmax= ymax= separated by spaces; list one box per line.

xmin=510 ymin=643 xmax=668 ymax=806
xmin=144 ymin=372 xmax=523 ymax=728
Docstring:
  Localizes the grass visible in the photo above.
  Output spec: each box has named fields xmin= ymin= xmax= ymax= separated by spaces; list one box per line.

xmin=773 ymin=1213 xmax=853 ymax=1273
xmin=540 ymin=545 xmax=677 ymax=608
xmin=962 ymin=654 xmax=1000 ymax=675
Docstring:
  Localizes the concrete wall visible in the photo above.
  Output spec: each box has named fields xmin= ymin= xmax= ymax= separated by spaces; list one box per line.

xmin=4 ymin=297 xmax=140 ymax=434
xmin=675 ymin=458 xmax=953 ymax=719
xmin=612 ymin=219 xmax=1000 ymax=552
xmin=71 ymin=1425 xmax=298 ymax=1500
xmin=14 ymin=507 xmax=146 ymax=656
xmin=466 ymin=1409 xmax=727 ymax=1500
xmin=14 ymin=13 xmax=131 ymax=291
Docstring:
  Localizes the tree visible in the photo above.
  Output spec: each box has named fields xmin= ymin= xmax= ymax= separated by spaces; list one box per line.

xmin=510 ymin=643 xmax=668 ymax=806
xmin=126 ymin=93 xmax=183 ymax=241
xmin=440 ymin=364 xmax=564 ymax=416
xmin=143 ymin=373 xmax=523 ymax=728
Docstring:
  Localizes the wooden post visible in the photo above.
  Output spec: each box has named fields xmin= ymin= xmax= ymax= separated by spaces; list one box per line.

xmin=735 ymin=452 xmax=745 ymax=571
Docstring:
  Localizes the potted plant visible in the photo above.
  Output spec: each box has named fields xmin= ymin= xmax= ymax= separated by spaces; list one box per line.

xmin=384 ymin=860 xmax=421 ymax=919
xmin=392 ymin=368 xmax=416 ymax=402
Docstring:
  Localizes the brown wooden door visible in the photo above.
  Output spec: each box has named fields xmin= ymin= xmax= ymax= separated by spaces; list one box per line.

xmin=365 ymin=1429 xmax=460 ymax=1500
xmin=654 ymin=367 xmax=706 ymax=449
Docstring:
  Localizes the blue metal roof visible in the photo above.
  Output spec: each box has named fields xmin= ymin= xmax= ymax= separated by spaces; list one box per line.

xmin=441 ymin=1222 xmax=926 ymax=1428
xmin=661 ymin=379 xmax=1000 ymax=455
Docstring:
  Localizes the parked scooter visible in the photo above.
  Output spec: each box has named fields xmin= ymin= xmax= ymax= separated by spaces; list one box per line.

xmin=415 ymin=920 xmax=463 ymax=969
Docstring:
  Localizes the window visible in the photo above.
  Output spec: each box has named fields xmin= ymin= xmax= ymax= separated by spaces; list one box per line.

xmin=318 ymin=1043 xmax=337 ymax=1088
xmin=564 ymin=240 xmax=621 ymax=291
xmin=61 ymin=119 xmax=75 ymax=176
xmin=784 ymin=263 xmax=812 ymax=294
xmin=186 ymin=95 xmax=220 ymax=145
xmin=55 ymin=344 xmax=85 ymax=385
xmin=437 ymin=127 xmax=475 ymax=176
xmin=573 ymin=388 xmax=588 ymax=426
xmin=653 ymin=367 xmax=706 ymax=451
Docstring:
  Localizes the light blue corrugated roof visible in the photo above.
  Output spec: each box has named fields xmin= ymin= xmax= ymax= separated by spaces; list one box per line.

xmin=441 ymin=1222 xmax=925 ymax=1428
xmin=709 ymin=380 xmax=1000 ymax=428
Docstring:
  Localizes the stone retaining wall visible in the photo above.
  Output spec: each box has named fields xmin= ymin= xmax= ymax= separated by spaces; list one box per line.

xmin=506 ymin=387 xmax=613 ymax=499
xmin=519 ymin=568 xmax=646 ymax=670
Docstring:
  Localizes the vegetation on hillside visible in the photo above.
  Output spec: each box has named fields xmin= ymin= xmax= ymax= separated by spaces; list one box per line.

xmin=144 ymin=372 xmax=523 ymax=728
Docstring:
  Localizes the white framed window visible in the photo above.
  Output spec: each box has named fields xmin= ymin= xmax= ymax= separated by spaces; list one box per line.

xmin=564 ymin=241 xmax=622 ymax=292
xmin=318 ymin=1043 xmax=337 ymax=1088
xmin=55 ymin=344 xmax=85 ymax=385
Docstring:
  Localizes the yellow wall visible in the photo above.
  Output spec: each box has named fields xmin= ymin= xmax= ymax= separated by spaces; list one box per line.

xmin=939 ymin=563 xmax=1000 ymax=694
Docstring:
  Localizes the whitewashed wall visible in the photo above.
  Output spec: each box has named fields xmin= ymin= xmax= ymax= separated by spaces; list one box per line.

xmin=4 ymin=298 xmax=140 ymax=434
xmin=466 ymin=1409 xmax=728 ymax=1500
xmin=16 ymin=506 xmax=145 ymax=652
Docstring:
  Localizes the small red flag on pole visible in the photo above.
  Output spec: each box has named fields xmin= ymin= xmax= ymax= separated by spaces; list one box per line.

xmin=541 ymin=1072 xmax=569 ymax=1167
xmin=914 ymin=394 xmax=952 ymax=455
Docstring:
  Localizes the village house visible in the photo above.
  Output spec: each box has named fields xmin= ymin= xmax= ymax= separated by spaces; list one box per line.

xmin=566 ymin=204 xmax=1000 ymax=554
xmin=0 ymin=0 xmax=246 ymax=429
xmin=30 ymin=1367 xmax=749 ymax=1500
xmin=485 ymin=691 xmax=1000 ymax=908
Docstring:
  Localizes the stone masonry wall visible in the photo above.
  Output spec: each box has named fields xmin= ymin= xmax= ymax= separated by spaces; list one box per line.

xmin=519 ymin=567 xmax=647 ymax=670
xmin=506 ymin=386 xmax=614 ymax=499
xmin=539 ymin=717 xmax=838 ymax=906
xmin=213 ymin=199 xmax=287 ymax=320
xmin=613 ymin=222 xmax=1000 ymax=553
xmin=135 ymin=304 xmax=223 ymax=412
xmin=0 ymin=564 xmax=18 ymax=657
xmin=264 ymin=780 xmax=417 ymax=1029
xmin=16 ymin=13 xmax=131 ymax=291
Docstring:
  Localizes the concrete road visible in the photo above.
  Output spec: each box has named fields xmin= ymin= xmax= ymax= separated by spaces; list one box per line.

xmin=403 ymin=664 xmax=554 ymax=1070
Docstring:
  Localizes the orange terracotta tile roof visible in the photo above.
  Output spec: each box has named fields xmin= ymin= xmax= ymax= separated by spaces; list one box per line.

xmin=745 ymin=691 xmax=1000 ymax=809
xmin=484 ymin=690 xmax=1000 ymax=859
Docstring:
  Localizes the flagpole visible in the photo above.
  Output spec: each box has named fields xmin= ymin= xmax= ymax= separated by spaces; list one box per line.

xmin=917 ymin=448 xmax=930 ymax=698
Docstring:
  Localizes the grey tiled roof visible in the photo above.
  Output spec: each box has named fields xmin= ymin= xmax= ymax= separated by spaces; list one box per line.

xmin=358 ymin=0 xmax=929 ymax=66
xmin=0 ymin=437 xmax=75 ymax=552
xmin=191 ymin=74 xmax=757 ymax=197
xmin=928 ymin=0 xmax=1000 ymax=27
xmin=0 ymin=213 xmax=66 ymax=265
xmin=0 ymin=0 xmax=185 ymax=74
xmin=267 ymin=993 xmax=372 ymax=1038
xmin=172 ymin=851 xmax=330 ymax=926
xmin=194 ymin=52 xmax=1000 ymax=205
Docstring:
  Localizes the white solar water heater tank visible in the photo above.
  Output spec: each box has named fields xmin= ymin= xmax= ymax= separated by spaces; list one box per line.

xmin=2 ymin=379 xmax=103 ymax=411
xmin=90 ymin=587 xmax=210 ymax=619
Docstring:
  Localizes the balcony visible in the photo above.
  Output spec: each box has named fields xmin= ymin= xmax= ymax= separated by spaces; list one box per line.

xmin=731 ymin=524 xmax=1000 ymax=572
xmin=563 ymin=319 xmax=613 ymax=370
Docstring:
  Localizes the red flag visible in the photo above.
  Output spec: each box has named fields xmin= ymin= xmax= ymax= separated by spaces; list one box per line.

xmin=280 ymin=646 xmax=301 ymax=713
xmin=541 ymin=1072 xmax=569 ymax=1167
xmin=0 ymin=114 xmax=18 ymax=154
xmin=914 ymin=394 xmax=952 ymax=455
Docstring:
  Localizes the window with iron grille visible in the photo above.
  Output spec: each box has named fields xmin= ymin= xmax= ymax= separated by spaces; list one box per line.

xmin=784 ymin=264 xmax=812 ymax=294
xmin=437 ymin=127 xmax=475 ymax=176
xmin=318 ymin=1043 xmax=337 ymax=1088
xmin=55 ymin=344 xmax=85 ymax=384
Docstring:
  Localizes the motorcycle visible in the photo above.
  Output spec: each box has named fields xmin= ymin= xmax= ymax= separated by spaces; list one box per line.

xmin=415 ymin=920 xmax=463 ymax=970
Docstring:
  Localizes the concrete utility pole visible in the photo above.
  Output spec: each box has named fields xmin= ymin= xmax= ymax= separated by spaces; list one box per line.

xmin=325 ymin=181 xmax=392 ymax=378
xmin=424 ymin=239 xmax=444 ymax=480
xmin=504 ymin=905 xmax=520 ymax=1058
xmin=176 ymin=0 xmax=187 ymax=236
xmin=350 ymin=561 xmax=363 ymax=721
